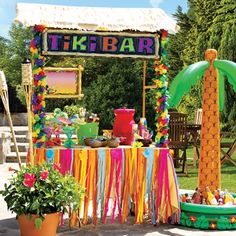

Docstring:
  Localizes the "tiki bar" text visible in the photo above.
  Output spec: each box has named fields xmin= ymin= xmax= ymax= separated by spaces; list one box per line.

xmin=42 ymin=31 xmax=159 ymax=58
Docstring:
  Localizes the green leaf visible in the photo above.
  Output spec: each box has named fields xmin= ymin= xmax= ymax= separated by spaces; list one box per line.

xmin=35 ymin=217 xmax=43 ymax=229
xmin=214 ymin=60 xmax=236 ymax=92
xmin=169 ymin=61 xmax=210 ymax=107
xmin=218 ymin=70 xmax=225 ymax=111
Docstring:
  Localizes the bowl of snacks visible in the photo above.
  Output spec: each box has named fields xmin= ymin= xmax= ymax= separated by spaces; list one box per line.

xmin=137 ymin=138 xmax=152 ymax=147
xmin=88 ymin=139 xmax=103 ymax=148
xmin=84 ymin=137 xmax=94 ymax=146
xmin=107 ymin=138 xmax=120 ymax=148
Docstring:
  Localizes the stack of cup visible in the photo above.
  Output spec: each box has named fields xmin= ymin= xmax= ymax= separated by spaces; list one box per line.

xmin=139 ymin=117 xmax=149 ymax=139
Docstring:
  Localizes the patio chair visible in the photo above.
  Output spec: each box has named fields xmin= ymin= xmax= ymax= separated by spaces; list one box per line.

xmin=187 ymin=108 xmax=202 ymax=144
xmin=185 ymin=108 xmax=202 ymax=167
xmin=220 ymin=132 xmax=236 ymax=166
xmin=168 ymin=112 xmax=188 ymax=174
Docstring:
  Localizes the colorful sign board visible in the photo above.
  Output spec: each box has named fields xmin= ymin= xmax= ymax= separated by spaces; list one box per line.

xmin=42 ymin=30 xmax=159 ymax=58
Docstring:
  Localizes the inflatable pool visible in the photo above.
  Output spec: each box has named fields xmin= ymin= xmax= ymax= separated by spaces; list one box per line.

xmin=180 ymin=192 xmax=236 ymax=230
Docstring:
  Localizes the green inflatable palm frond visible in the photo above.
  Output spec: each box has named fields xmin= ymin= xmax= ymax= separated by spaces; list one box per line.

xmin=218 ymin=70 xmax=225 ymax=112
xmin=214 ymin=60 xmax=236 ymax=92
xmin=169 ymin=61 xmax=210 ymax=107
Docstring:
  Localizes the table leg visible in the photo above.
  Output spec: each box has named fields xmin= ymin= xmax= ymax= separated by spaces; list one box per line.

xmin=192 ymin=132 xmax=199 ymax=168
xmin=174 ymin=149 xmax=180 ymax=168
xmin=193 ymin=146 xmax=197 ymax=168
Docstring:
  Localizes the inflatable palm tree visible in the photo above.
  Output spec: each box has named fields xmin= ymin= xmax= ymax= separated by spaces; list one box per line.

xmin=169 ymin=49 xmax=236 ymax=195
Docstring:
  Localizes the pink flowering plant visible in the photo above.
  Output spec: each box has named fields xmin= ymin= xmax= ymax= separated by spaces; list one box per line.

xmin=0 ymin=163 xmax=84 ymax=228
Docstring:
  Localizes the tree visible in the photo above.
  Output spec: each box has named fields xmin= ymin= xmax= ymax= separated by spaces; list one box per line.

xmin=0 ymin=36 xmax=9 ymax=69
xmin=167 ymin=5 xmax=201 ymax=120
xmin=209 ymin=0 xmax=236 ymax=129
xmin=168 ymin=0 xmax=236 ymax=127
xmin=191 ymin=0 xmax=221 ymax=59
xmin=6 ymin=23 xmax=32 ymax=87
xmin=0 ymin=23 xmax=32 ymax=111
xmin=84 ymin=58 xmax=143 ymax=130
xmin=167 ymin=6 xmax=188 ymax=80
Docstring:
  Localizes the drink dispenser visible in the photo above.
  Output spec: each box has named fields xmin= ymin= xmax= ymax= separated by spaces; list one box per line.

xmin=113 ymin=108 xmax=135 ymax=145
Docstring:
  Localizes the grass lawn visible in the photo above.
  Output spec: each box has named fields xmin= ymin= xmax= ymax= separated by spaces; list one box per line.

xmin=177 ymin=143 xmax=236 ymax=193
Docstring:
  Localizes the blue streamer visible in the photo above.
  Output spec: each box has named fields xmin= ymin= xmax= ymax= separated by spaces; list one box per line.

xmin=98 ymin=149 xmax=106 ymax=218
xmin=46 ymin=149 xmax=54 ymax=163
xmin=143 ymin=148 xmax=154 ymax=194
xmin=151 ymin=190 xmax=156 ymax=225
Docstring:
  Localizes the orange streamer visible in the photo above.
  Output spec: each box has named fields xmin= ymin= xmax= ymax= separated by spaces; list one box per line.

xmin=35 ymin=148 xmax=45 ymax=164
xmin=70 ymin=149 xmax=87 ymax=226
xmin=83 ymin=149 xmax=98 ymax=225
xmin=135 ymin=148 xmax=147 ymax=223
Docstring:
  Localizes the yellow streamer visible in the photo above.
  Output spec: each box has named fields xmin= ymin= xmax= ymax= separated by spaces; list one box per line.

xmin=83 ymin=149 xmax=98 ymax=225
xmin=122 ymin=148 xmax=132 ymax=222
xmin=70 ymin=149 xmax=87 ymax=226
xmin=35 ymin=148 xmax=45 ymax=164
xmin=54 ymin=149 xmax=60 ymax=164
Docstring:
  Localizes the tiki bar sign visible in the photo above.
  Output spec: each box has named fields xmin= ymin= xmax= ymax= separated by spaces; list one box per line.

xmin=42 ymin=30 xmax=159 ymax=58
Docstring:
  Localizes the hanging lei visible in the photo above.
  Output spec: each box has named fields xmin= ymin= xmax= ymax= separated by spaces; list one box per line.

xmin=154 ymin=29 xmax=169 ymax=147
xmin=30 ymin=25 xmax=47 ymax=147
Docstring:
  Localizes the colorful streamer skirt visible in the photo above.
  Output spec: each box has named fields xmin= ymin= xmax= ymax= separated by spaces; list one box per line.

xmin=34 ymin=147 xmax=180 ymax=226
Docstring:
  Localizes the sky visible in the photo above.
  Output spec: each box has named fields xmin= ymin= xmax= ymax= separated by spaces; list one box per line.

xmin=0 ymin=0 xmax=187 ymax=39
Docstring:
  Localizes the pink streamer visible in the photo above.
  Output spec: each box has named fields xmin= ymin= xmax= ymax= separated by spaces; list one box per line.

xmin=102 ymin=148 xmax=122 ymax=223
xmin=59 ymin=149 xmax=72 ymax=176
xmin=164 ymin=158 xmax=172 ymax=221
xmin=156 ymin=149 xmax=168 ymax=222
xmin=59 ymin=212 xmax=64 ymax=226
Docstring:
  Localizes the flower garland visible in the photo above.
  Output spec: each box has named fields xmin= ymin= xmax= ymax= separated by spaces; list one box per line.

xmin=30 ymin=25 xmax=47 ymax=147
xmin=154 ymin=29 xmax=169 ymax=147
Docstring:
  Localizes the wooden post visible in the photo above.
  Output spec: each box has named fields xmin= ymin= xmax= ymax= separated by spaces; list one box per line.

xmin=142 ymin=60 xmax=147 ymax=117
xmin=78 ymin=65 xmax=84 ymax=96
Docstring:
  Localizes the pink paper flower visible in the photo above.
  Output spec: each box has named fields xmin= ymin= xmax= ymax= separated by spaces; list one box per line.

xmin=23 ymin=173 xmax=36 ymax=188
xmin=40 ymin=170 xmax=49 ymax=181
xmin=34 ymin=25 xmax=45 ymax=33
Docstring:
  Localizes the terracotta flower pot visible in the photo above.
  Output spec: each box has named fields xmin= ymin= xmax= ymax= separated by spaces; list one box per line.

xmin=18 ymin=212 xmax=60 ymax=236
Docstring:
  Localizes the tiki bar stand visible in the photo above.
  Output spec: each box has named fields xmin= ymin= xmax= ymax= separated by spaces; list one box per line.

xmin=15 ymin=3 xmax=180 ymax=226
